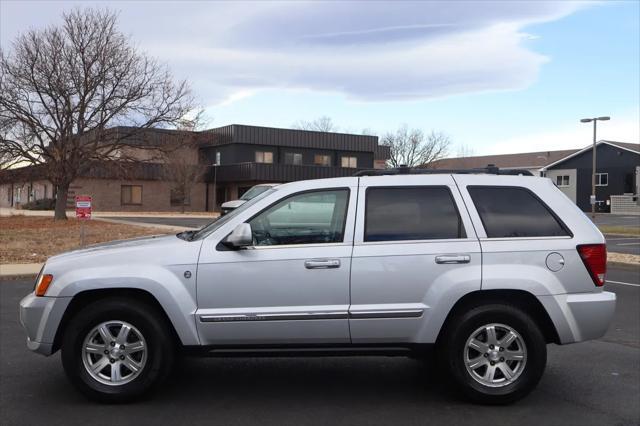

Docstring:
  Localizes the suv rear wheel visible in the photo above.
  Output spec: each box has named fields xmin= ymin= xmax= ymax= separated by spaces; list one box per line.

xmin=440 ymin=304 xmax=546 ymax=404
xmin=61 ymin=298 xmax=175 ymax=402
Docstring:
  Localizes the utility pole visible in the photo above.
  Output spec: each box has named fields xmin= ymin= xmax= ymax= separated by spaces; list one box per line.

xmin=580 ymin=116 xmax=610 ymax=218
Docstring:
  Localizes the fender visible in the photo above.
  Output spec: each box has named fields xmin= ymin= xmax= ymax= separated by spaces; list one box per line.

xmin=47 ymin=264 xmax=200 ymax=346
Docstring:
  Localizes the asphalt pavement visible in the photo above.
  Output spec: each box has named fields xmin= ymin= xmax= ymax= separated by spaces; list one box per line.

xmin=1 ymin=263 xmax=638 ymax=426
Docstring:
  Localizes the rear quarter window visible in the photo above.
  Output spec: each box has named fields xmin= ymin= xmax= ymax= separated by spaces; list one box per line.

xmin=468 ymin=186 xmax=570 ymax=238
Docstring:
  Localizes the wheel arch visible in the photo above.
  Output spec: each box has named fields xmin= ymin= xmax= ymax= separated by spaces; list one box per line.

xmin=52 ymin=288 xmax=188 ymax=353
xmin=436 ymin=289 xmax=561 ymax=345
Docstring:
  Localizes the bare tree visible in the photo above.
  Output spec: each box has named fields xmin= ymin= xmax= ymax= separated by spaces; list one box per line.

xmin=292 ymin=116 xmax=338 ymax=132
xmin=455 ymin=144 xmax=475 ymax=158
xmin=0 ymin=8 xmax=195 ymax=219
xmin=161 ymin=114 xmax=208 ymax=213
xmin=381 ymin=125 xmax=451 ymax=168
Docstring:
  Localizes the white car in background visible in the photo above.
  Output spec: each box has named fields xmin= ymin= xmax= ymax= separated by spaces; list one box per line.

xmin=220 ymin=184 xmax=279 ymax=215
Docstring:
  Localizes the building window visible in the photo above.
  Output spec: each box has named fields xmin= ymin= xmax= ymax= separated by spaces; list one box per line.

xmin=170 ymin=188 xmax=190 ymax=206
xmin=121 ymin=185 xmax=143 ymax=205
xmin=255 ymin=151 xmax=273 ymax=164
xmin=341 ymin=156 xmax=357 ymax=168
xmin=215 ymin=151 xmax=221 ymax=165
xmin=15 ymin=188 xmax=21 ymax=203
xmin=556 ymin=175 xmax=570 ymax=187
xmin=284 ymin=152 xmax=303 ymax=165
xmin=596 ymin=173 xmax=608 ymax=186
xmin=314 ymin=154 xmax=331 ymax=166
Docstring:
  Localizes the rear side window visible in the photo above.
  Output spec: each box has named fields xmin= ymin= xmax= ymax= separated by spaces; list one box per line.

xmin=468 ymin=186 xmax=569 ymax=238
xmin=364 ymin=187 xmax=466 ymax=242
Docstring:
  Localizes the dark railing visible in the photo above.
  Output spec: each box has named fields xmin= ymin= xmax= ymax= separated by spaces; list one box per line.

xmin=207 ymin=162 xmax=368 ymax=183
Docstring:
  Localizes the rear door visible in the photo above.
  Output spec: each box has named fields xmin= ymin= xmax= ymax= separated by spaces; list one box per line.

xmin=349 ymin=175 xmax=482 ymax=344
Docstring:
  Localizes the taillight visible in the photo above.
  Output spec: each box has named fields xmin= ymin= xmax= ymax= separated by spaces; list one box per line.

xmin=577 ymin=244 xmax=607 ymax=286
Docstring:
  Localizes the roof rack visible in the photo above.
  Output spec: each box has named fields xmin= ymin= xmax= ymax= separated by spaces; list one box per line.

xmin=353 ymin=164 xmax=534 ymax=177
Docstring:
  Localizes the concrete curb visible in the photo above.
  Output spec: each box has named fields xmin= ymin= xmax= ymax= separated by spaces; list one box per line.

xmin=1 ymin=207 xmax=219 ymax=219
xmin=0 ymin=263 xmax=42 ymax=277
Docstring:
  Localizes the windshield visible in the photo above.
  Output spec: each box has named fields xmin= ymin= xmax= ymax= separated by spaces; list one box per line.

xmin=189 ymin=188 xmax=277 ymax=240
xmin=240 ymin=185 xmax=271 ymax=201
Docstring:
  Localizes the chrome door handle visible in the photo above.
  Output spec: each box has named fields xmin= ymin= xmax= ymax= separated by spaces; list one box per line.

xmin=435 ymin=255 xmax=471 ymax=264
xmin=304 ymin=259 xmax=341 ymax=269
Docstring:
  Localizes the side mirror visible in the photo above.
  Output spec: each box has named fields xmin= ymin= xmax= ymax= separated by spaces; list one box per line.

xmin=224 ymin=223 xmax=253 ymax=249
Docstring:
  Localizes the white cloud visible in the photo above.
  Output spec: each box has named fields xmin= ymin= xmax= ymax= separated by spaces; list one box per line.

xmin=484 ymin=109 xmax=640 ymax=154
xmin=1 ymin=0 xmax=591 ymax=105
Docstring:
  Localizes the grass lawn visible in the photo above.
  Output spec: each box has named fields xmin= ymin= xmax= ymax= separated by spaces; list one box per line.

xmin=0 ymin=216 xmax=171 ymax=264
xmin=598 ymin=225 xmax=640 ymax=236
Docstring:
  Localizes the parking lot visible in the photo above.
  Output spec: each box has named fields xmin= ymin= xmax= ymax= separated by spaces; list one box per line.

xmin=1 ymin=264 xmax=638 ymax=426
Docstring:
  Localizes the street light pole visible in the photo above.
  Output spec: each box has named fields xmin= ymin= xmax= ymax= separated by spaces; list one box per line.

xmin=580 ymin=116 xmax=610 ymax=218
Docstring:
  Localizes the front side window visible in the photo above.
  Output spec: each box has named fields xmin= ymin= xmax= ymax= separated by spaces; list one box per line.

xmin=284 ymin=152 xmax=303 ymax=165
xmin=556 ymin=175 xmax=570 ymax=187
xmin=314 ymin=154 xmax=331 ymax=166
xmin=121 ymin=185 xmax=143 ymax=205
xmin=249 ymin=189 xmax=349 ymax=246
xmin=468 ymin=186 xmax=569 ymax=238
xmin=255 ymin=151 xmax=273 ymax=164
xmin=364 ymin=187 xmax=465 ymax=242
xmin=596 ymin=173 xmax=608 ymax=186
xmin=215 ymin=151 xmax=221 ymax=165
xmin=341 ymin=156 xmax=357 ymax=168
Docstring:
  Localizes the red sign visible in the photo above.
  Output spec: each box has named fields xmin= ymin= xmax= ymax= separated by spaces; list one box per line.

xmin=75 ymin=195 xmax=92 ymax=220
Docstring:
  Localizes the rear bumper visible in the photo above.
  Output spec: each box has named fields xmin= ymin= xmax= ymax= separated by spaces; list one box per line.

xmin=539 ymin=291 xmax=616 ymax=344
xmin=19 ymin=292 xmax=71 ymax=356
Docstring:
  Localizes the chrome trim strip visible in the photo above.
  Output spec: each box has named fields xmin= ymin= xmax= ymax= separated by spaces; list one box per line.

xmin=199 ymin=309 xmax=425 ymax=323
xmin=348 ymin=309 xmax=424 ymax=319
xmin=199 ymin=311 xmax=348 ymax=323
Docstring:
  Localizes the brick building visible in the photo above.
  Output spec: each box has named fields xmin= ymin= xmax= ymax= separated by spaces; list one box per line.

xmin=0 ymin=125 xmax=390 ymax=212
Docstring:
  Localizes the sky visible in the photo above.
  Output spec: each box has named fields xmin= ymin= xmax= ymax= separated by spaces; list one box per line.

xmin=1 ymin=0 xmax=638 ymax=156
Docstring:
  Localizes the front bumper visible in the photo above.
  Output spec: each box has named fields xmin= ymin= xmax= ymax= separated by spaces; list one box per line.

xmin=539 ymin=291 xmax=616 ymax=344
xmin=19 ymin=292 xmax=71 ymax=356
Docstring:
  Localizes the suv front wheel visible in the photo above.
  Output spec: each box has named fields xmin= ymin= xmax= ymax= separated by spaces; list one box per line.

xmin=61 ymin=297 xmax=175 ymax=402
xmin=440 ymin=304 xmax=547 ymax=404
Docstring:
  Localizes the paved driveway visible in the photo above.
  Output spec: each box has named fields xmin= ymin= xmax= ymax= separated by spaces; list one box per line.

xmin=1 ymin=264 xmax=638 ymax=426
xmin=103 ymin=216 xmax=214 ymax=229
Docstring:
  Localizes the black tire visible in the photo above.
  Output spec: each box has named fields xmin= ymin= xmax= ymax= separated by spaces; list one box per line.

xmin=439 ymin=304 xmax=547 ymax=404
xmin=61 ymin=297 xmax=175 ymax=403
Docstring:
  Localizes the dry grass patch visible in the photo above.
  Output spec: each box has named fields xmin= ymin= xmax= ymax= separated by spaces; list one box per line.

xmin=599 ymin=225 xmax=640 ymax=236
xmin=1 ymin=216 xmax=171 ymax=264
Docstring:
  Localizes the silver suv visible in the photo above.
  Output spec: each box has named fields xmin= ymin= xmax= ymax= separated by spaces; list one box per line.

xmin=20 ymin=169 xmax=616 ymax=403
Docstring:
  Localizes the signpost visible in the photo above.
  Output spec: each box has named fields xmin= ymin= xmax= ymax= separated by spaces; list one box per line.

xmin=75 ymin=195 xmax=92 ymax=247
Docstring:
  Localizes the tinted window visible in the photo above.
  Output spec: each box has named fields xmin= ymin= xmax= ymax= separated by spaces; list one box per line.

xmin=364 ymin=187 xmax=465 ymax=242
xmin=249 ymin=189 xmax=349 ymax=246
xmin=468 ymin=186 xmax=569 ymax=238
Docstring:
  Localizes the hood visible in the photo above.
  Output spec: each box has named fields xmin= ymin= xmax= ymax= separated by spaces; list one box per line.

xmin=45 ymin=234 xmax=201 ymax=273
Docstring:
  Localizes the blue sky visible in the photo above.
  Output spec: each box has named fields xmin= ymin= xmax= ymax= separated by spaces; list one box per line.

xmin=1 ymin=1 xmax=638 ymax=155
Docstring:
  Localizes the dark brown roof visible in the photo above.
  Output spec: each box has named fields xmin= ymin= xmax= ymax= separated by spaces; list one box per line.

xmin=605 ymin=141 xmax=639 ymax=153
xmin=430 ymin=148 xmax=580 ymax=170
xmin=197 ymin=124 xmax=383 ymax=154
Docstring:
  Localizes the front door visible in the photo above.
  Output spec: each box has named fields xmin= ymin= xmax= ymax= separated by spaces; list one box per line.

xmin=196 ymin=181 xmax=357 ymax=346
